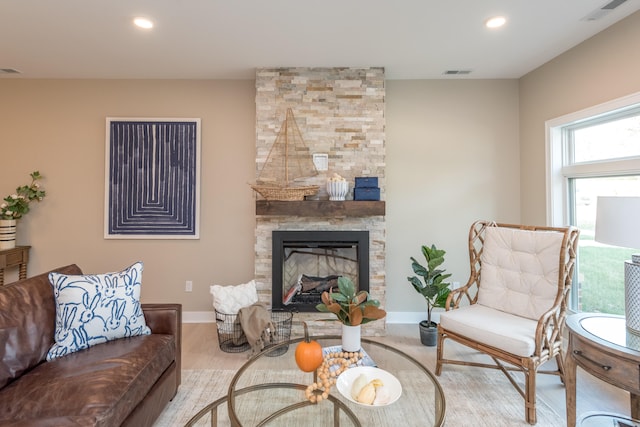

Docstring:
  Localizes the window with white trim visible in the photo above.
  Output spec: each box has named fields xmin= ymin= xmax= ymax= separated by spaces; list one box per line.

xmin=546 ymin=93 xmax=640 ymax=314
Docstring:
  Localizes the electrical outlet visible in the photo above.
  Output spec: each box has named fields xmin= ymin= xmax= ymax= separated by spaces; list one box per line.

xmin=185 ymin=280 xmax=193 ymax=292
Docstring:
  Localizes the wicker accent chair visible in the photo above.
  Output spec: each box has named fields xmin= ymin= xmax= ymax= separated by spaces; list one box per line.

xmin=435 ymin=220 xmax=579 ymax=425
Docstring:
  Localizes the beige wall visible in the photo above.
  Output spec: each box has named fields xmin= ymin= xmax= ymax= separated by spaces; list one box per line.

xmin=385 ymin=80 xmax=520 ymax=313
xmin=519 ymin=11 xmax=640 ymax=225
xmin=0 ymin=78 xmax=520 ymax=315
xmin=0 ymin=80 xmax=257 ymax=310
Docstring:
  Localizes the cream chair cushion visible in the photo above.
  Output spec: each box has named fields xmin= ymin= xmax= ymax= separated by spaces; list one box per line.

xmin=476 ymin=227 xmax=564 ymax=320
xmin=439 ymin=304 xmax=538 ymax=357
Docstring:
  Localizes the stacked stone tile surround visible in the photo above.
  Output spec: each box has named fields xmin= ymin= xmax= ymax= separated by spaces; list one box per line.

xmin=254 ymin=67 xmax=386 ymax=337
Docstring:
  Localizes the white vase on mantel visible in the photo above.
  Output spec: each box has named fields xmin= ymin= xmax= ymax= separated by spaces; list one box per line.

xmin=0 ymin=219 xmax=17 ymax=250
xmin=341 ymin=324 xmax=361 ymax=352
xmin=327 ymin=180 xmax=349 ymax=201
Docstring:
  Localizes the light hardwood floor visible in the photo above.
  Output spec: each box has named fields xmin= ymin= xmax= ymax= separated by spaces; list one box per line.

xmin=182 ymin=322 xmax=630 ymax=421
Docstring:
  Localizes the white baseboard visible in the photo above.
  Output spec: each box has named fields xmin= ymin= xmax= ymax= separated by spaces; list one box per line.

xmin=182 ymin=310 xmax=434 ymax=324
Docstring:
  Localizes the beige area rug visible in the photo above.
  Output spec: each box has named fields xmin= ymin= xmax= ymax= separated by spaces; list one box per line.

xmin=154 ymin=368 xmax=564 ymax=426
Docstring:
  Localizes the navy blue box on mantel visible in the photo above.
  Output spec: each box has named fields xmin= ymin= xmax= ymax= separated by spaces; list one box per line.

xmin=354 ymin=176 xmax=380 ymax=201
xmin=354 ymin=187 xmax=380 ymax=201
xmin=354 ymin=177 xmax=378 ymax=188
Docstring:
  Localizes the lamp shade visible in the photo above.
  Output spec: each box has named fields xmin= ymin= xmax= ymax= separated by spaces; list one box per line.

xmin=595 ymin=196 xmax=640 ymax=250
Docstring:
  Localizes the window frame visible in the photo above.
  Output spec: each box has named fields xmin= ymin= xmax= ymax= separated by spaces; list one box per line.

xmin=545 ymin=91 xmax=640 ymax=312
xmin=546 ymin=92 xmax=640 ymax=226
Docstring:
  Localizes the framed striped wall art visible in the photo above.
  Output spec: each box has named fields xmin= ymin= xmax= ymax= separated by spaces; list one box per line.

xmin=105 ymin=118 xmax=201 ymax=239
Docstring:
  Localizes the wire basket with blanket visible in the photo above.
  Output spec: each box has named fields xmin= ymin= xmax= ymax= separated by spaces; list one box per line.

xmin=215 ymin=306 xmax=293 ymax=356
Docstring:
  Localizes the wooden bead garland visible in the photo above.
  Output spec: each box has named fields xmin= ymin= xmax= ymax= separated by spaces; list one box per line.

xmin=304 ymin=351 xmax=363 ymax=403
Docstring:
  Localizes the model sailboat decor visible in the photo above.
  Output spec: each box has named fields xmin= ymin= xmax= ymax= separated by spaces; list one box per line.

xmin=251 ymin=108 xmax=319 ymax=200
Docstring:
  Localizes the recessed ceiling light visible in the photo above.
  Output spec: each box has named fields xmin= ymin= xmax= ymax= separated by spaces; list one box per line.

xmin=485 ymin=16 xmax=506 ymax=29
xmin=133 ymin=17 xmax=154 ymax=29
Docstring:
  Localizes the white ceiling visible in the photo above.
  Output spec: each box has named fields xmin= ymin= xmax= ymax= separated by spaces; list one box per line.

xmin=1 ymin=0 xmax=639 ymax=80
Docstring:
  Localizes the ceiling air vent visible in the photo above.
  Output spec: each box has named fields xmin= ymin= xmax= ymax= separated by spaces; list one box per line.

xmin=582 ymin=0 xmax=628 ymax=21
xmin=602 ymin=0 xmax=628 ymax=9
xmin=443 ymin=70 xmax=472 ymax=75
xmin=0 ymin=68 xmax=21 ymax=74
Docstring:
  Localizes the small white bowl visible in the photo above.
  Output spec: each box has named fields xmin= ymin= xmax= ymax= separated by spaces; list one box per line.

xmin=336 ymin=366 xmax=402 ymax=407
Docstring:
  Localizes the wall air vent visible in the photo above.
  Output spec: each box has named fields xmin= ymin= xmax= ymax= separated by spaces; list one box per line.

xmin=0 ymin=68 xmax=21 ymax=74
xmin=443 ymin=70 xmax=472 ymax=75
xmin=582 ymin=0 xmax=628 ymax=21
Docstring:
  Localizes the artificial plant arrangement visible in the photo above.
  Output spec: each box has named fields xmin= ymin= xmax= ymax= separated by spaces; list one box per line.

xmin=0 ymin=171 xmax=46 ymax=220
xmin=315 ymin=276 xmax=386 ymax=326
xmin=407 ymin=244 xmax=452 ymax=329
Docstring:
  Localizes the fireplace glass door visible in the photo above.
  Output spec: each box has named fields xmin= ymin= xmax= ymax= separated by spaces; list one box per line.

xmin=272 ymin=230 xmax=369 ymax=312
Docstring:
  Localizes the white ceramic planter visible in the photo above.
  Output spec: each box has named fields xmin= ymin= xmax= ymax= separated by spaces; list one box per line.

xmin=341 ymin=324 xmax=361 ymax=352
xmin=327 ymin=180 xmax=349 ymax=201
xmin=0 ymin=219 xmax=17 ymax=250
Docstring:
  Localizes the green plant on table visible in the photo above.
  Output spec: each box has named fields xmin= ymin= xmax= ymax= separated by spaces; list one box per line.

xmin=0 ymin=171 xmax=46 ymax=220
xmin=315 ymin=276 xmax=386 ymax=326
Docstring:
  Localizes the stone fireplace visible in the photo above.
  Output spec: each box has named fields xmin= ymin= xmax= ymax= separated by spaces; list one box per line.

xmin=253 ymin=67 xmax=386 ymax=337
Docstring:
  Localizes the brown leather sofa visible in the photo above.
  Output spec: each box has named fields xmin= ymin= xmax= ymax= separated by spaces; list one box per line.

xmin=0 ymin=264 xmax=182 ymax=426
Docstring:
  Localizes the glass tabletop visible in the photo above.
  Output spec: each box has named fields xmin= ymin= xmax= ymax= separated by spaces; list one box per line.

xmin=581 ymin=316 xmax=640 ymax=352
xmin=227 ymin=335 xmax=446 ymax=427
xmin=577 ymin=411 xmax=640 ymax=427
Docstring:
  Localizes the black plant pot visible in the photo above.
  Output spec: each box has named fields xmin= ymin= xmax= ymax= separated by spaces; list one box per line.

xmin=419 ymin=320 xmax=438 ymax=347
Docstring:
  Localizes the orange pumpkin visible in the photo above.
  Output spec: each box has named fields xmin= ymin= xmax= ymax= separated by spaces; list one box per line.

xmin=295 ymin=322 xmax=323 ymax=373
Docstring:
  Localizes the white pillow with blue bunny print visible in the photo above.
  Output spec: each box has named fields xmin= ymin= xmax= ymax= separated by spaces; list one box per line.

xmin=46 ymin=261 xmax=151 ymax=360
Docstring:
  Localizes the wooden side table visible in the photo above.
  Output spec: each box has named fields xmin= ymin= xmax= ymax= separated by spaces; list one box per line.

xmin=0 ymin=246 xmax=30 ymax=286
xmin=565 ymin=313 xmax=640 ymax=427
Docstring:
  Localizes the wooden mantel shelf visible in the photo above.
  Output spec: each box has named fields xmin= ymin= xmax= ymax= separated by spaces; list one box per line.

xmin=256 ymin=200 xmax=385 ymax=217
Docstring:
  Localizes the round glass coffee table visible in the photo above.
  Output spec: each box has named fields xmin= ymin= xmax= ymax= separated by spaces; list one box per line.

xmin=221 ymin=335 xmax=445 ymax=427
xmin=186 ymin=335 xmax=445 ymax=427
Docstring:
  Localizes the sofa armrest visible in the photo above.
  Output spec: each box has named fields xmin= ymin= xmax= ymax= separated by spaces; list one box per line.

xmin=142 ymin=304 xmax=182 ymax=385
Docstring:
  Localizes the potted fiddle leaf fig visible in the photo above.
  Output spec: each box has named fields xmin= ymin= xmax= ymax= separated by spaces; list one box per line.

xmin=407 ymin=244 xmax=451 ymax=346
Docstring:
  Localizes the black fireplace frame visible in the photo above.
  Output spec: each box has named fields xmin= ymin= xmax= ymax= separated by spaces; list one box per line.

xmin=272 ymin=230 xmax=369 ymax=312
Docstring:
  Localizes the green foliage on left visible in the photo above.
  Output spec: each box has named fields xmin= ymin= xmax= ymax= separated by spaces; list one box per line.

xmin=0 ymin=171 xmax=46 ymax=220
